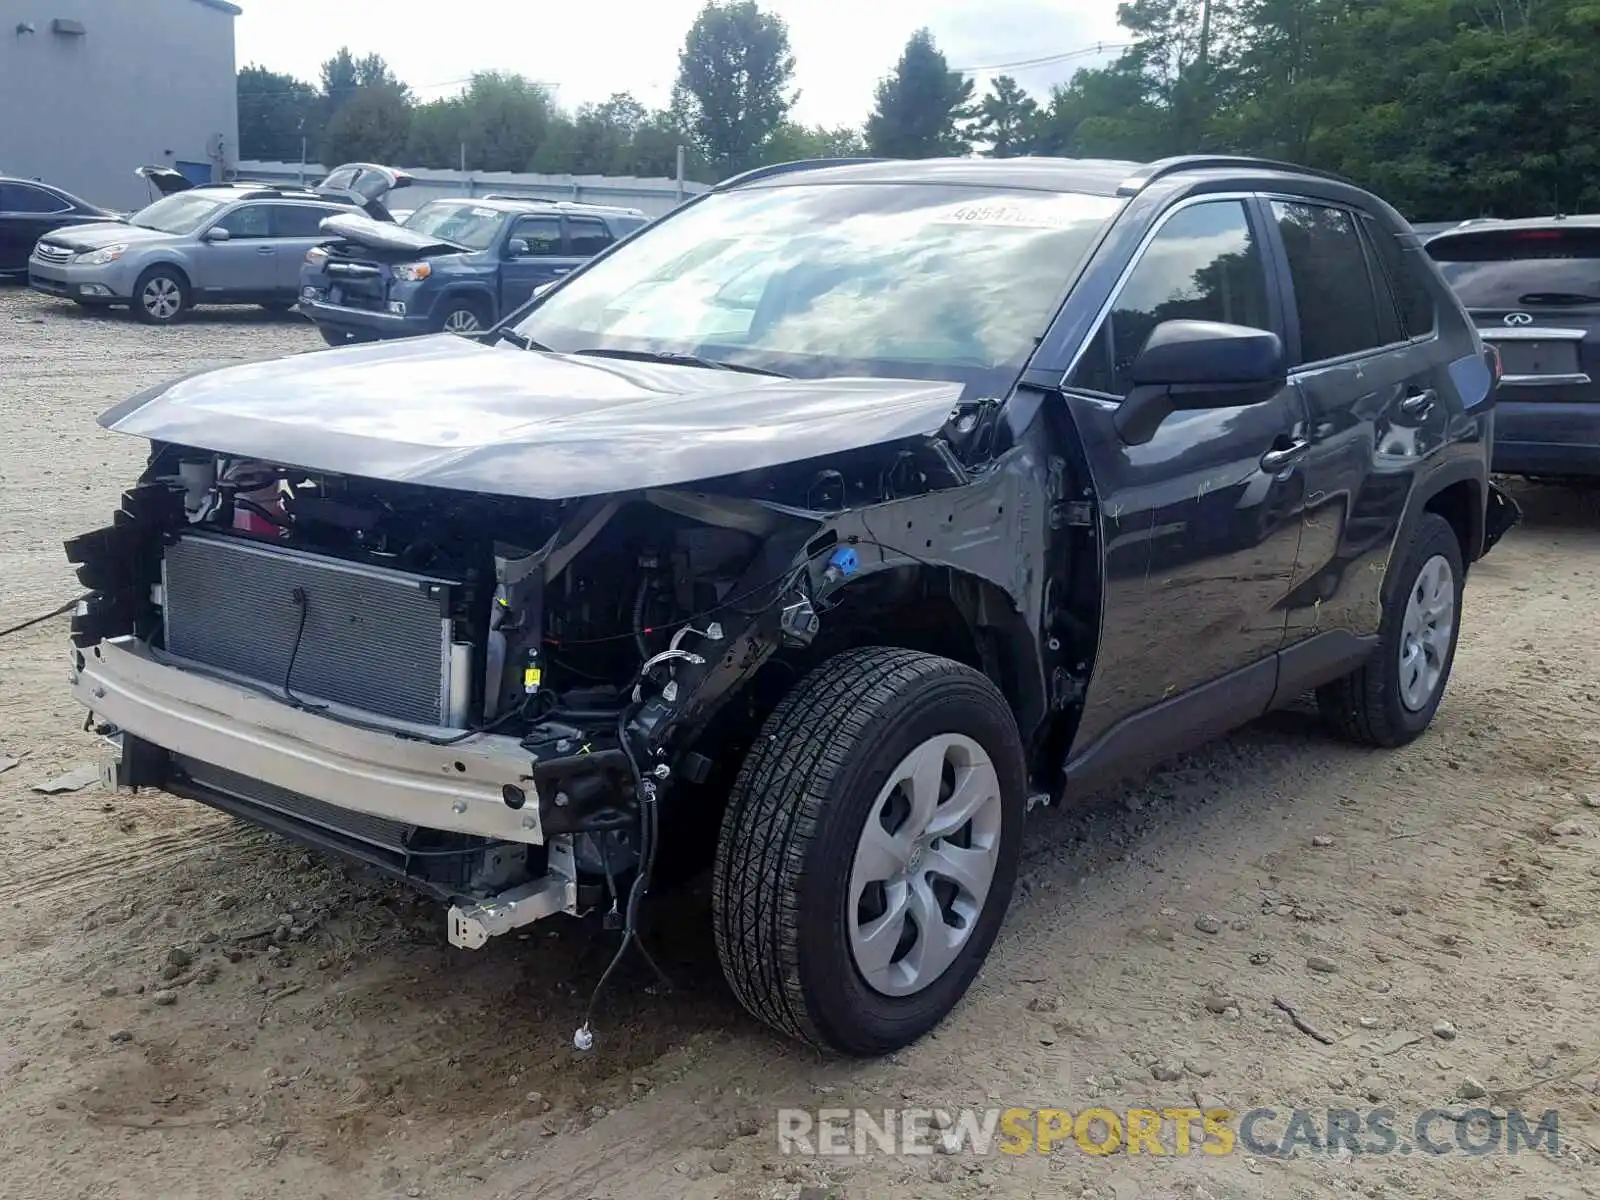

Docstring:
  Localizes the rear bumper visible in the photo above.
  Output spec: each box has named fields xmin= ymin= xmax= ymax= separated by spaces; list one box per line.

xmin=71 ymin=636 xmax=545 ymax=844
xmin=1493 ymin=400 xmax=1600 ymax=476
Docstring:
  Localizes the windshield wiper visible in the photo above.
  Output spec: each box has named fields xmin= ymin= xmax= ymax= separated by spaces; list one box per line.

xmin=496 ymin=328 xmax=551 ymax=351
xmin=1516 ymin=291 xmax=1600 ymax=306
xmin=571 ymin=346 xmax=789 ymax=377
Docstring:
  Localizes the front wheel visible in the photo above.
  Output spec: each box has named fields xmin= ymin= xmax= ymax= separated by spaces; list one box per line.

xmin=712 ymin=648 xmax=1026 ymax=1056
xmin=131 ymin=267 xmax=189 ymax=325
xmin=1318 ymin=512 xmax=1465 ymax=746
xmin=436 ymin=297 xmax=489 ymax=335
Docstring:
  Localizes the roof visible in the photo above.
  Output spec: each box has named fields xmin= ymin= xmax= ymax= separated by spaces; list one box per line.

xmin=190 ymin=0 xmax=242 ymax=15
xmin=716 ymin=155 xmax=1364 ymax=200
xmin=722 ymin=157 xmax=1145 ymax=196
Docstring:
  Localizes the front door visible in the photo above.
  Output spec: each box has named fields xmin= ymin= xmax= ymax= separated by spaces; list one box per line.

xmin=499 ymin=214 xmax=565 ymax=312
xmin=193 ymin=202 xmax=277 ymax=298
xmin=1062 ymin=197 xmax=1310 ymax=755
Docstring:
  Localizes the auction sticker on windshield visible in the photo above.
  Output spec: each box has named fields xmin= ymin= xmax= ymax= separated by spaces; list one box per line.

xmin=939 ymin=197 xmax=1111 ymax=230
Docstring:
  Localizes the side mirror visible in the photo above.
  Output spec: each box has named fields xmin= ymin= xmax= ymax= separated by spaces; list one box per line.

xmin=1114 ymin=319 xmax=1287 ymax=445
xmin=507 ymin=238 xmax=530 ymax=258
xmin=202 ymin=226 xmax=231 ymax=242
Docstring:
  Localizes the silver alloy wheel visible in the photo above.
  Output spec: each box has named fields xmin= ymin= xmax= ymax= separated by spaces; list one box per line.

xmin=1398 ymin=553 xmax=1455 ymax=711
xmin=142 ymin=276 xmax=181 ymax=320
xmin=442 ymin=308 xmax=481 ymax=333
xmin=847 ymin=732 xmax=1002 ymax=997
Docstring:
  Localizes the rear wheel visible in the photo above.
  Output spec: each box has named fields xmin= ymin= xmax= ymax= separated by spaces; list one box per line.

xmin=436 ymin=296 xmax=489 ymax=335
xmin=132 ymin=267 xmax=188 ymax=325
xmin=1317 ymin=512 xmax=1465 ymax=746
xmin=712 ymin=647 xmax=1026 ymax=1056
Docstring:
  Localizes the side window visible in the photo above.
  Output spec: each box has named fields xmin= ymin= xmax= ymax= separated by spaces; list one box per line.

xmin=1361 ymin=213 xmax=1436 ymax=339
xmin=1070 ymin=200 xmax=1271 ymax=396
xmin=508 ymin=216 xmax=562 ymax=257
xmin=1360 ymin=225 xmax=1405 ymax=347
xmin=213 ymin=203 xmax=272 ymax=239
xmin=566 ymin=217 xmax=614 ymax=257
xmin=1271 ymin=201 xmax=1387 ymax=363
xmin=271 ymin=204 xmax=340 ymax=238
xmin=1 ymin=184 xmax=69 ymax=214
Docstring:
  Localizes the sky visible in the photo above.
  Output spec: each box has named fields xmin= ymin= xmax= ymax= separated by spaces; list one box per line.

xmin=234 ymin=0 xmax=1129 ymax=129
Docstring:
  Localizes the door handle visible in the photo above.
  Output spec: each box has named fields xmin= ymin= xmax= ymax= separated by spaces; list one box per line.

xmin=1400 ymin=388 xmax=1436 ymax=417
xmin=256 ymin=246 xmax=275 ymax=255
xmin=1260 ymin=438 xmax=1310 ymax=473
xmin=551 ymin=267 xmax=571 ymax=275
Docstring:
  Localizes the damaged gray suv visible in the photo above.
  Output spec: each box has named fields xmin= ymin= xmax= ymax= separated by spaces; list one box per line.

xmin=67 ymin=156 xmax=1517 ymax=1056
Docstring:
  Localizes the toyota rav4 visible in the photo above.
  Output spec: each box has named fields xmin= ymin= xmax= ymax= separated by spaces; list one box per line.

xmin=67 ymin=155 xmax=1517 ymax=1057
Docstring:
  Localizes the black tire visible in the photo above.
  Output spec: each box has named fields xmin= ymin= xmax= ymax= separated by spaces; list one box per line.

xmin=434 ymin=295 xmax=490 ymax=335
xmin=131 ymin=266 xmax=189 ymax=325
xmin=712 ymin=647 xmax=1026 ymax=1056
xmin=1317 ymin=512 xmax=1465 ymax=747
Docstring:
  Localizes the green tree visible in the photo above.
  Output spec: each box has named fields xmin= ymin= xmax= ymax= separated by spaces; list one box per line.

xmin=237 ymin=65 xmax=320 ymax=161
xmin=975 ymin=75 xmax=1041 ymax=157
xmin=457 ymin=72 xmax=557 ymax=172
xmin=674 ymin=0 xmax=797 ymax=174
xmin=865 ymin=29 xmax=975 ymax=158
xmin=320 ymin=86 xmax=413 ymax=166
xmin=760 ymin=122 xmax=868 ymax=163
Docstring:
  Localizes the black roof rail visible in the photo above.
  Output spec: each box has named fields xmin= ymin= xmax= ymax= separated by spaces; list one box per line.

xmin=713 ymin=157 xmax=887 ymax=191
xmin=1117 ymin=155 xmax=1353 ymax=196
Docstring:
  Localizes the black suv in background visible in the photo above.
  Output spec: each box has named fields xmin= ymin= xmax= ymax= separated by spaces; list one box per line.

xmin=298 ymin=197 xmax=648 ymax=344
xmin=72 ymin=155 xmax=1515 ymax=1060
xmin=1426 ymin=216 xmax=1600 ymax=480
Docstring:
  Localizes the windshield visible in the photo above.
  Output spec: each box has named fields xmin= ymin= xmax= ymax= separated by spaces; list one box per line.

xmin=514 ymin=183 xmax=1124 ymax=388
xmin=129 ymin=193 xmax=226 ymax=235
xmin=1429 ymin=227 xmax=1600 ymax=308
xmin=401 ymin=201 xmax=508 ymax=251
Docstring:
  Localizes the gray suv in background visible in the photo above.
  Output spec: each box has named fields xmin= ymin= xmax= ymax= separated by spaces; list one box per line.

xmin=28 ymin=164 xmax=411 ymax=324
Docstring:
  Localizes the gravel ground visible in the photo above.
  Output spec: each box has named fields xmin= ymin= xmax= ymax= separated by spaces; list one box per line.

xmin=1 ymin=281 xmax=1598 ymax=1200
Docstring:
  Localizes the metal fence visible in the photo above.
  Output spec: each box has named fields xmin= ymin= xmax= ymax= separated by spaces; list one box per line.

xmin=231 ymin=160 xmax=708 ymax=218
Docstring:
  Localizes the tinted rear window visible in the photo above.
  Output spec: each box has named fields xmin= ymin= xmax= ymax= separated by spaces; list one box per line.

xmin=1428 ymin=227 xmax=1600 ymax=308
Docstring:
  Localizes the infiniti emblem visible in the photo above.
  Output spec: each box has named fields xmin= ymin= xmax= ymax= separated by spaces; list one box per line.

xmin=1504 ymin=312 xmax=1534 ymax=326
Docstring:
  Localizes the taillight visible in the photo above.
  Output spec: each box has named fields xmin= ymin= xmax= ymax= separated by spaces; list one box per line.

xmin=1484 ymin=342 xmax=1503 ymax=388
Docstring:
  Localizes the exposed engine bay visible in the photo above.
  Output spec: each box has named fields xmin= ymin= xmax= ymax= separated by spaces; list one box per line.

xmin=64 ymin=403 xmax=1082 ymax=1007
xmin=73 ymin=448 xmax=816 ymax=877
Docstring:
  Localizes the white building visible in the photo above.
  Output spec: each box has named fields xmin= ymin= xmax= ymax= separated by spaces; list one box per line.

xmin=0 ymin=0 xmax=240 ymax=209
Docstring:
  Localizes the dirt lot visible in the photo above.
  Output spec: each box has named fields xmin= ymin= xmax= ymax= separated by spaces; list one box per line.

xmin=1 ymin=281 xmax=1598 ymax=1200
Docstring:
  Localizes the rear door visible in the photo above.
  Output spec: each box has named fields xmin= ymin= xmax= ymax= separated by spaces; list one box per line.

xmin=267 ymin=202 xmax=347 ymax=291
xmin=195 ymin=201 xmax=277 ymax=297
xmin=1264 ymin=198 xmax=1452 ymax=667
xmin=499 ymin=214 xmax=564 ymax=311
xmin=1426 ymin=224 xmax=1600 ymax=405
xmin=0 ymin=182 xmax=71 ymax=271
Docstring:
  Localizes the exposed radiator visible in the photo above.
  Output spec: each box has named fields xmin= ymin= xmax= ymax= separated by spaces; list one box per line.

xmin=175 ymin=755 xmax=412 ymax=852
xmin=162 ymin=531 xmax=462 ymax=726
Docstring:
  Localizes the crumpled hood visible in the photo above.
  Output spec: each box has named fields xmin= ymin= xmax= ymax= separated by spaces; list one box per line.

xmin=98 ymin=335 xmax=965 ymax=500
xmin=319 ymin=212 xmax=462 ymax=256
